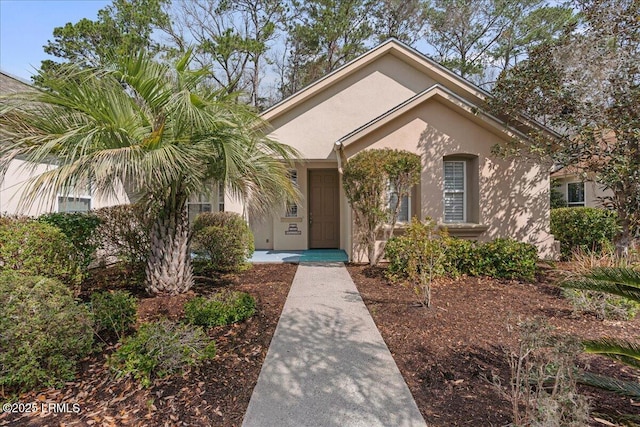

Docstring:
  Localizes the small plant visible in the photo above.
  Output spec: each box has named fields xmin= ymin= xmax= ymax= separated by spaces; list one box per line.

xmin=562 ymin=288 xmax=640 ymax=320
xmin=37 ymin=212 xmax=102 ymax=273
xmin=551 ymin=207 xmax=619 ymax=260
xmin=0 ymin=220 xmax=82 ymax=286
xmin=108 ymin=320 xmax=216 ymax=387
xmin=192 ymin=212 xmax=254 ymax=273
xmin=0 ymin=272 xmax=93 ymax=392
xmin=90 ymin=290 xmax=138 ymax=340
xmin=493 ymin=318 xmax=590 ymax=426
xmin=184 ymin=291 xmax=256 ymax=327
xmin=385 ymin=219 xmax=447 ymax=307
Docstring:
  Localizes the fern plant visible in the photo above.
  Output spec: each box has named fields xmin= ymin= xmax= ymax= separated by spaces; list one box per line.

xmin=560 ymin=267 xmax=640 ymax=398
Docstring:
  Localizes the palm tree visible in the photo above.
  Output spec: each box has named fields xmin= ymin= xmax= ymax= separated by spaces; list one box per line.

xmin=560 ymin=267 xmax=640 ymax=398
xmin=0 ymin=51 xmax=299 ymax=294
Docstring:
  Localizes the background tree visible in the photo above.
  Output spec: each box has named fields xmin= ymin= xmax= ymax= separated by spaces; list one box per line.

xmin=371 ymin=0 xmax=428 ymax=45
xmin=0 ymin=51 xmax=299 ymax=294
xmin=422 ymin=0 xmax=575 ymax=86
xmin=172 ymin=0 xmax=285 ymax=108
xmin=490 ymin=0 xmax=640 ymax=254
xmin=279 ymin=0 xmax=374 ymax=97
xmin=39 ymin=0 xmax=170 ymax=74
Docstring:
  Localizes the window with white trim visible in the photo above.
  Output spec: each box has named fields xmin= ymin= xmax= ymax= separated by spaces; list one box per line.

xmin=58 ymin=196 xmax=91 ymax=213
xmin=388 ymin=182 xmax=410 ymax=223
xmin=285 ymin=170 xmax=298 ymax=217
xmin=567 ymin=182 xmax=585 ymax=207
xmin=443 ymin=160 xmax=466 ymax=222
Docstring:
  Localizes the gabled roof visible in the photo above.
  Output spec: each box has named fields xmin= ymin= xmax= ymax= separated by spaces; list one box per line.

xmin=261 ymin=39 xmax=489 ymax=123
xmin=337 ymin=84 xmax=528 ymax=148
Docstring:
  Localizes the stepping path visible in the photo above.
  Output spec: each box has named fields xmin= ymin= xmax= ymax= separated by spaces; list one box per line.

xmin=242 ymin=262 xmax=428 ymax=427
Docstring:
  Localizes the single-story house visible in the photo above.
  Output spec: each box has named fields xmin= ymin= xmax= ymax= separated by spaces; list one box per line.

xmin=1 ymin=40 xmax=559 ymax=260
xmin=245 ymin=39 xmax=558 ymax=260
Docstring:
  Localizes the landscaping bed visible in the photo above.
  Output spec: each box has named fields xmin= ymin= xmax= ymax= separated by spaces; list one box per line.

xmin=0 ymin=263 xmax=297 ymax=427
xmin=348 ymin=264 xmax=640 ymax=426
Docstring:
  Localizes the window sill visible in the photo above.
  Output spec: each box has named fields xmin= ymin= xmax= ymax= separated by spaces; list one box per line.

xmin=439 ymin=223 xmax=489 ymax=238
xmin=281 ymin=217 xmax=303 ymax=222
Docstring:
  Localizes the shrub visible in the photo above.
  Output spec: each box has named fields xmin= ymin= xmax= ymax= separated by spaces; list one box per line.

xmin=384 ymin=219 xmax=448 ymax=307
xmin=0 ymin=272 xmax=93 ymax=392
xmin=90 ymin=290 xmax=138 ymax=340
xmin=38 ymin=212 xmax=102 ymax=272
xmin=551 ymin=208 xmax=619 ymax=259
xmin=562 ymin=289 xmax=640 ymax=321
xmin=192 ymin=212 xmax=254 ymax=272
xmin=476 ymin=238 xmax=538 ymax=281
xmin=184 ymin=291 xmax=256 ymax=327
xmin=108 ymin=320 xmax=216 ymax=387
xmin=0 ymin=220 xmax=82 ymax=285
xmin=94 ymin=204 xmax=150 ymax=270
xmin=443 ymin=238 xmax=480 ymax=277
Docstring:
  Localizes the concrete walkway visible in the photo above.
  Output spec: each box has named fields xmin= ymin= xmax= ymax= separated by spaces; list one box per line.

xmin=242 ymin=263 xmax=427 ymax=427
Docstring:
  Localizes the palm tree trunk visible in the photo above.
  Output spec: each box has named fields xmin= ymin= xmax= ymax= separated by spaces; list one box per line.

xmin=145 ymin=202 xmax=193 ymax=295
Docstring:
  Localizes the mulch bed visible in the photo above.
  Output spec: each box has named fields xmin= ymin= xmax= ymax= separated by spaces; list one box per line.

xmin=347 ymin=264 xmax=640 ymax=426
xmin=0 ymin=263 xmax=297 ymax=427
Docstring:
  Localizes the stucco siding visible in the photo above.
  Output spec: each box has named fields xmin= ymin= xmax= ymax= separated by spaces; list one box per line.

xmin=267 ymin=54 xmax=436 ymax=159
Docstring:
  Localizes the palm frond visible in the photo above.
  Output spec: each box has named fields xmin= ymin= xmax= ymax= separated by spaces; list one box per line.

xmin=589 ymin=267 xmax=640 ymax=288
xmin=579 ymin=372 xmax=640 ymax=398
xmin=559 ymin=278 xmax=640 ymax=302
xmin=583 ymin=338 xmax=640 ymax=370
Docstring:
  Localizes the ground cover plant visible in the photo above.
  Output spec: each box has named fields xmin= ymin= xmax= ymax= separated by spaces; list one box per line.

xmin=0 ymin=263 xmax=297 ymax=426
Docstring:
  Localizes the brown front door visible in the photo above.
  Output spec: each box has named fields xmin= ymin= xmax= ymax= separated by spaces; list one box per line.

xmin=309 ymin=169 xmax=340 ymax=248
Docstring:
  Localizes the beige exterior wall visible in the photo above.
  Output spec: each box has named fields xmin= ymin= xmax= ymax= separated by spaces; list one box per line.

xmin=553 ymin=176 xmax=613 ymax=208
xmin=1 ymin=159 xmax=129 ymax=216
xmin=342 ymin=99 xmax=556 ymax=259
xmin=267 ymin=53 xmax=435 ymax=160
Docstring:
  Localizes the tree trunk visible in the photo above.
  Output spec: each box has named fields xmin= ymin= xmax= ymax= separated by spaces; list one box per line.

xmin=145 ymin=203 xmax=193 ymax=295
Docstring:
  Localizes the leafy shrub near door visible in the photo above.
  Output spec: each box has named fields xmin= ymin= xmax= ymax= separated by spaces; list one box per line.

xmin=192 ymin=212 xmax=254 ymax=272
xmin=0 ymin=272 xmax=93 ymax=392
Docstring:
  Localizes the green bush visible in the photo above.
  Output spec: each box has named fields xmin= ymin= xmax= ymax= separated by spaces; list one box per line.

xmin=108 ymin=320 xmax=216 ymax=387
xmin=0 ymin=272 xmax=93 ymax=392
xmin=38 ymin=212 xmax=102 ymax=272
xmin=443 ymin=238 xmax=480 ymax=277
xmin=476 ymin=238 xmax=538 ymax=281
xmin=192 ymin=212 xmax=254 ymax=272
xmin=90 ymin=290 xmax=138 ymax=340
xmin=551 ymin=208 xmax=619 ymax=259
xmin=94 ymin=204 xmax=150 ymax=271
xmin=184 ymin=291 xmax=256 ymax=327
xmin=385 ymin=221 xmax=538 ymax=282
xmin=0 ymin=220 xmax=82 ymax=285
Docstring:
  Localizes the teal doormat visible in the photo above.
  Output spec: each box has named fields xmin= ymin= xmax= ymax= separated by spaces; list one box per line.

xmin=299 ymin=249 xmax=348 ymax=262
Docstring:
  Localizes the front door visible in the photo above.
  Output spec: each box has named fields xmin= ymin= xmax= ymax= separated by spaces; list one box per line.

xmin=309 ymin=169 xmax=340 ymax=248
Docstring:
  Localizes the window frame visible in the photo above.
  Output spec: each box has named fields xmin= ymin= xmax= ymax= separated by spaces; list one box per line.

xmin=443 ymin=160 xmax=467 ymax=223
xmin=285 ymin=169 xmax=299 ymax=218
xmin=387 ymin=181 xmax=411 ymax=224
xmin=57 ymin=195 xmax=92 ymax=213
xmin=566 ymin=181 xmax=585 ymax=207
xmin=217 ymin=181 xmax=225 ymax=212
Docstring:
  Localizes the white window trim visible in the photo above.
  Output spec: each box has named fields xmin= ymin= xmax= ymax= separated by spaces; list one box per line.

xmin=443 ymin=160 xmax=467 ymax=223
xmin=566 ymin=181 xmax=585 ymax=207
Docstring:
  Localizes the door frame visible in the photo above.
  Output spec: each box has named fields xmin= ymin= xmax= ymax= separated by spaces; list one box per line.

xmin=307 ymin=168 xmax=340 ymax=249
